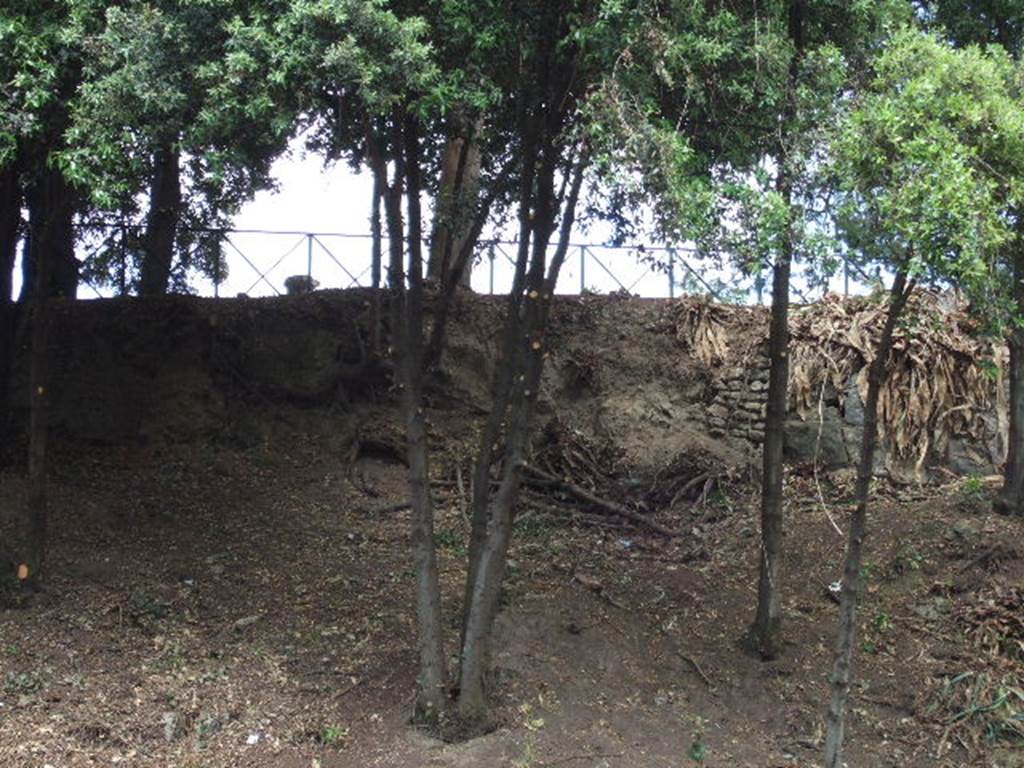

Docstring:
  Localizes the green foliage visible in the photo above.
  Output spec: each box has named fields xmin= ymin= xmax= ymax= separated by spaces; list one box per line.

xmin=872 ymin=611 xmax=893 ymax=632
xmin=920 ymin=1 xmax=1024 ymax=55
xmin=962 ymin=475 xmax=987 ymax=497
xmin=434 ymin=528 xmax=466 ymax=556
xmin=955 ymin=474 xmax=993 ymax=514
xmin=318 ymin=723 xmax=349 ymax=746
xmin=860 ymin=561 xmax=880 ymax=582
xmin=63 ymin=1 xmax=295 ymax=215
xmin=0 ymin=1 xmax=80 ymax=164
xmin=275 ymin=0 xmax=437 ymax=116
xmin=586 ymin=0 xmax=907 ymax=289
xmin=688 ymin=715 xmax=708 ymax=764
xmin=2 ymin=670 xmax=44 ymax=695
xmin=832 ymin=29 xmax=1024 ymax=298
xmin=889 ymin=545 xmax=925 ymax=577
xmin=582 ymin=0 xmax=778 ymax=247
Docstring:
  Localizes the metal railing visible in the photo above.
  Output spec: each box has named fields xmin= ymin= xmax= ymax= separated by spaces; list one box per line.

xmin=70 ymin=223 xmax=865 ymax=304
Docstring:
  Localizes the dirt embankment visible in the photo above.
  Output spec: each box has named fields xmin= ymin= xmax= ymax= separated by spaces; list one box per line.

xmin=6 ymin=290 xmax=737 ymax=479
xmin=13 ymin=289 xmax=1005 ymax=483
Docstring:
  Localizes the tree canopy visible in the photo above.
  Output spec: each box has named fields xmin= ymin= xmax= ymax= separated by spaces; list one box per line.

xmin=833 ymin=29 xmax=1024 ymax=292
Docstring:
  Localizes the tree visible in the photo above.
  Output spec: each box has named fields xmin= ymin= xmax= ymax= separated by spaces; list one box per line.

xmin=268 ymin=0 xmax=456 ymax=723
xmin=743 ymin=0 xmax=910 ymax=660
xmin=598 ymin=0 xmax=902 ymax=660
xmin=0 ymin=0 xmax=94 ymax=588
xmin=749 ymin=0 xmax=809 ymax=662
xmin=823 ymin=30 xmax=1024 ymax=765
xmin=63 ymin=0 xmax=294 ymax=296
xmin=3 ymin=1 xmax=97 ymax=304
xmin=296 ymin=0 xmax=772 ymax=731
xmin=919 ymin=1 xmax=1024 ymax=516
xmin=272 ymin=0 xmax=595 ymax=729
xmin=363 ymin=0 xmax=591 ymax=729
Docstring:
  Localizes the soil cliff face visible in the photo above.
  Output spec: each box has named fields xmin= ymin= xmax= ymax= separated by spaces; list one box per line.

xmin=10 ymin=289 xmax=1005 ymax=479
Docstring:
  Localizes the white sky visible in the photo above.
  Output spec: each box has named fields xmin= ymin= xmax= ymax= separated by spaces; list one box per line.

xmin=10 ymin=141 xmax=859 ymax=301
xmin=198 ymin=147 xmax=742 ymax=300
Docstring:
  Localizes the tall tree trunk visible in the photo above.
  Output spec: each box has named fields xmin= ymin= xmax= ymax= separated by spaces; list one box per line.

xmin=748 ymin=0 xmax=804 ymax=661
xmin=12 ymin=190 xmax=60 ymax=587
xmin=428 ymin=126 xmax=482 ymax=288
xmin=997 ymin=241 xmax=1024 ymax=515
xmin=139 ymin=140 xmax=181 ymax=296
xmin=457 ymin=238 xmax=545 ymax=722
xmin=422 ymin=162 xmax=508 ymax=375
xmin=375 ymin=116 xmax=449 ymax=725
xmin=0 ymin=160 xmax=21 ymax=445
xmin=457 ymin=154 xmax=587 ymax=728
xmin=460 ymin=116 xmax=542 ymax=655
xmin=748 ymin=197 xmax=791 ymax=659
xmin=21 ymin=164 xmax=77 ymax=302
xmin=368 ymin=160 xmax=384 ymax=357
xmin=824 ymin=270 xmax=913 ymax=768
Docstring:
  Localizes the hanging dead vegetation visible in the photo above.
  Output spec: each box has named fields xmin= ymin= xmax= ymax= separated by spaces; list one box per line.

xmin=674 ymin=292 xmax=1006 ymax=474
xmin=788 ymin=291 xmax=1005 ymax=470
xmin=674 ymin=300 xmax=766 ymax=367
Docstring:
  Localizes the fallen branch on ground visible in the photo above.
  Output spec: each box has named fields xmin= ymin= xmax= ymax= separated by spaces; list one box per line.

xmin=362 ymin=501 xmax=412 ymax=515
xmin=669 ymin=470 xmax=711 ymax=508
xmin=521 ymin=463 xmax=679 ymax=538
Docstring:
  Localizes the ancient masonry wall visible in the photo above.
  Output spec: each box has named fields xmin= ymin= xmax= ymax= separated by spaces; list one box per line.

xmin=703 ymin=347 xmax=1004 ymax=477
xmin=706 ymin=349 xmax=770 ymax=449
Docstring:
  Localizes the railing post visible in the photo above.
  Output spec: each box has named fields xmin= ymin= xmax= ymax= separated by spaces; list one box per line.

xmin=118 ymin=224 xmax=127 ymax=296
xmin=213 ymin=236 xmax=221 ymax=298
xmin=488 ymin=243 xmax=495 ymax=295
xmin=579 ymin=245 xmax=586 ymax=293
xmin=843 ymin=257 xmax=850 ymax=297
xmin=668 ymin=248 xmax=675 ymax=299
xmin=306 ymin=233 xmax=314 ymax=284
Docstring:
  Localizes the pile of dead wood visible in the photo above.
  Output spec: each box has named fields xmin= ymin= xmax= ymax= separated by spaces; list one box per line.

xmin=926 ymin=585 xmax=1024 ymax=749
xmin=958 ymin=585 xmax=1024 ymax=664
xmin=518 ymin=419 xmax=727 ymax=538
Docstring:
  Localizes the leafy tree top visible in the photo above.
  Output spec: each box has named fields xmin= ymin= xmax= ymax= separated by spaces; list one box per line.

xmin=834 ymin=29 xmax=1024 ymax=294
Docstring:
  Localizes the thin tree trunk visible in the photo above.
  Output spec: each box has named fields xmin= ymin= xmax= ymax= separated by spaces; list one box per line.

xmin=428 ymin=121 xmax=482 ymax=289
xmin=402 ymin=117 xmax=449 ymax=723
xmin=368 ymin=159 xmax=384 ymax=357
xmin=14 ymin=193 xmax=59 ymax=587
xmin=427 ymin=133 xmax=468 ymax=282
xmin=460 ymin=116 xmax=542 ymax=653
xmin=0 ymin=160 xmax=20 ymax=442
xmin=457 ymin=258 xmax=549 ymax=724
xmin=748 ymin=0 xmax=804 ymax=661
xmin=13 ymin=157 xmax=76 ymax=582
xmin=748 ymin=203 xmax=791 ymax=658
xmin=457 ymin=154 xmax=587 ymax=727
xmin=824 ymin=270 xmax=913 ymax=768
xmin=139 ymin=140 xmax=181 ymax=296
xmin=421 ymin=170 xmax=508 ymax=374
xmin=374 ymin=116 xmax=449 ymax=724
xmin=455 ymin=137 xmax=481 ymax=289
xmin=21 ymin=164 xmax=77 ymax=302
xmin=997 ymin=243 xmax=1024 ymax=515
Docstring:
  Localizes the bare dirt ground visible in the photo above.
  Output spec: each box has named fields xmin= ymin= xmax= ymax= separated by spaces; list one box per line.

xmin=2 ymin=429 xmax=1022 ymax=768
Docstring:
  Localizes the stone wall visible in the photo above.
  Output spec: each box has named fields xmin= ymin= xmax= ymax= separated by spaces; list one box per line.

xmin=706 ymin=353 xmax=769 ymax=448
xmin=703 ymin=349 xmax=1005 ymax=479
